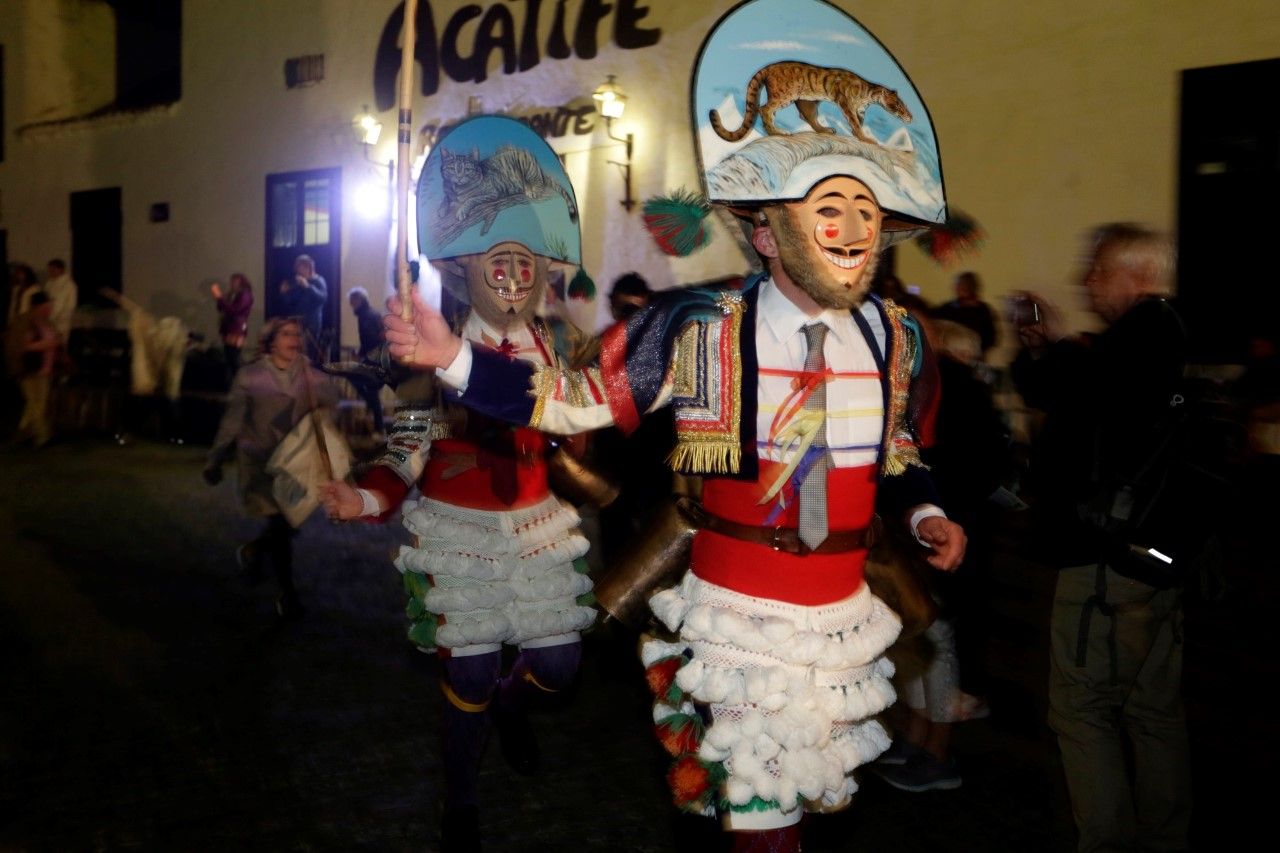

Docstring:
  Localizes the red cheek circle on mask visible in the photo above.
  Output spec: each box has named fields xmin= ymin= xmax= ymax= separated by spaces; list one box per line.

xmin=818 ymin=223 xmax=839 ymax=240
xmin=492 ymin=269 xmax=506 ymax=281
xmin=520 ymin=268 xmax=531 ymax=283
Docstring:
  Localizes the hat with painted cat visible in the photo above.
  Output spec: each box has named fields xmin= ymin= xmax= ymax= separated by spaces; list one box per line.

xmin=417 ymin=115 xmax=582 ymax=266
xmin=692 ymin=0 xmax=946 ymax=242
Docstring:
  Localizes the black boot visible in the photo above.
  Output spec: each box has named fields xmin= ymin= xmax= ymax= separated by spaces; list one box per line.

xmin=490 ymin=694 xmax=540 ymax=776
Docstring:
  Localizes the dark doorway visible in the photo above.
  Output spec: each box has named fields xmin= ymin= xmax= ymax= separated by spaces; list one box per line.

xmin=70 ymin=188 xmax=123 ymax=307
xmin=1178 ymin=58 xmax=1280 ymax=361
xmin=264 ymin=168 xmax=342 ymax=359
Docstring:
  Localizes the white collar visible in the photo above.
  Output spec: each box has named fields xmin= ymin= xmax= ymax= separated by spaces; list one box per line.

xmin=758 ymin=276 xmax=858 ymax=347
xmin=463 ymin=312 xmax=529 ymax=342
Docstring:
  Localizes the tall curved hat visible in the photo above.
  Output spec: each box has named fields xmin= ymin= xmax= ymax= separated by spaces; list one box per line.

xmin=693 ymin=0 xmax=946 ymax=243
xmin=418 ymin=115 xmax=582 ymax=266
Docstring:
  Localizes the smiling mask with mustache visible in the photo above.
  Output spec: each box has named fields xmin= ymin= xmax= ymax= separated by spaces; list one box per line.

xmin=767 ymin=176 xmax=884 ymax=311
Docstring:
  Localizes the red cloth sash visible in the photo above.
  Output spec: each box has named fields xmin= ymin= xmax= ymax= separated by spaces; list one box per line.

xmin=692 ymin=461 xmax=878 ymax=605
xmin=422 ymin=431 xmax=550 ymax=510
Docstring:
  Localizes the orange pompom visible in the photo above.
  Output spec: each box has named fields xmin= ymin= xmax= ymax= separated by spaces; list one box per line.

xmin=655 ymin=713 xmax=703 ymax=757
xmin=668 ymin=755 xmax=712 ymax=808
xmin=645 ymin=656 xmax=683 ymax=698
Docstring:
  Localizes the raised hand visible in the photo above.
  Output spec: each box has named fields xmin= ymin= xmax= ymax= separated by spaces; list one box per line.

xmin=384 ymin=290 xmax=463 ymax=371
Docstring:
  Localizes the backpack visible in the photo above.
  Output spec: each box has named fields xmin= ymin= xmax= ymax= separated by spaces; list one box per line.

xmin=1079 ymin=371 xmax=1241 ymax=590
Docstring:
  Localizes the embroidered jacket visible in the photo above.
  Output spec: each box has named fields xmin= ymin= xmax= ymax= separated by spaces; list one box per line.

xmin=452 ymin=273 xmax=941 ymax=519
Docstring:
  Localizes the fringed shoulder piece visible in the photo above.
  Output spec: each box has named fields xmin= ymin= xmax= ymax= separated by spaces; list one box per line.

xmin=879 ymin=300 xmax=933 ymax=477
xmin=667 ymin=290 xmax=747 ymax=475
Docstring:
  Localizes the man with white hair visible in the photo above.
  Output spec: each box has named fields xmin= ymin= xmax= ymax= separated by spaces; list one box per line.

xmin=1013 ymin=223 xmax=1191 ymax=853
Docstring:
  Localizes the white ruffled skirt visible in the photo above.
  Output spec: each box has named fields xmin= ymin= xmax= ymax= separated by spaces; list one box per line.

xmin=395 ymin=493 xmax=595 ymax=654
xmin=643 ymin=573 xmax=901 ymax=829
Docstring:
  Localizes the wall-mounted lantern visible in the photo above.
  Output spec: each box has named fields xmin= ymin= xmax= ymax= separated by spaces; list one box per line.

xmin=592 ymin=75 xmax=635 ymax=212
xmin=352 ymin=106 xmax=383 ymax=147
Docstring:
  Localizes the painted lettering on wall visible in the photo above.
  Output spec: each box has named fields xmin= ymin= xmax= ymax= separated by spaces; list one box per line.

xmin=419 ymin=101 xmax=599 ymax=152
xmin=374 ymin=0 xmax=663 ymax=111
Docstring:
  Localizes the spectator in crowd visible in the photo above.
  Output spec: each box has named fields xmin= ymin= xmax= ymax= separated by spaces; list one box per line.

xmin=348 ymin=286 xmax=384 ymax=359
xmin=100 ymin=288 xmax=192 ymax=444
xmin=7 ymin=264 xmax=41 ymax=324
xmin=1012 ymin=224 xmax=1190 ymax=853
xmin=608 ymin=271 xmax=652 ymax=323
xmin=212 ymin=273 xmax=254 ymax=380
xmin=43 ymin=259 xmax=78 ymax=348
xmin=278 ymin=255 xmax=327 ymax=360
xmin=347 ymin=286 xmax=386 ymax=434
xmin=204 ymin=317 xmax=338 ymax=620
xmin=5 ymin=292 xmax=59 ymax=447
xmin=936 ymin=271 xmax=997 ymax=358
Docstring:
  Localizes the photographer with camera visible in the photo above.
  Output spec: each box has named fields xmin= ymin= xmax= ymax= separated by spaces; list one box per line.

xmin=1011 ymin=224 xmax=1190 ymax=853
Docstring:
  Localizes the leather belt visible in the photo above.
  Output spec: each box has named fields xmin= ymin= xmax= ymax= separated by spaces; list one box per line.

xmin=677 ymin=498 xmax=875 ymax=557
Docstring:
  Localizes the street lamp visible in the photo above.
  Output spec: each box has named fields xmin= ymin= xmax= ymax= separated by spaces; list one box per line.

xmin=352 ymin=106 xmax=383 ymax=147
xmin=592 ymin=75 xmax=635 ymax=212
xmin=592 ymin=74 xmax=627 ymax=120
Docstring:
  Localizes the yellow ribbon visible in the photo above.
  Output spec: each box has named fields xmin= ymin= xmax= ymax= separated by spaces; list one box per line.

xmin=758 ymin=408 xmax=825 ymax=506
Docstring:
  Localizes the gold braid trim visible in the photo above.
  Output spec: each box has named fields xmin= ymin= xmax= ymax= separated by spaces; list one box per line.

xmin=881 ymin=300 xmax=927 ymax=476
xmin=528 ymin=364 xmax=560 ymax=429
xmin=522 ymin=669 xmax=561 ymax=693
xmin=666 ymin=439 xmax=742 ymax=475
xmin=440 ymin=679 xmax=490 ymax=713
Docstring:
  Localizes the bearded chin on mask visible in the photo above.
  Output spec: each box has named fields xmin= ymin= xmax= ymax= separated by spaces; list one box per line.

xmin=768 ymin=205 xmax=882 ymax=311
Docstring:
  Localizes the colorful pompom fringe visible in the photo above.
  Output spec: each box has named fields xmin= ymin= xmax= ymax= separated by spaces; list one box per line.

xmin=915 ymin=208 xmax=985 ymax=266
xmin=643 ymin=189 xmax=713 ymax=257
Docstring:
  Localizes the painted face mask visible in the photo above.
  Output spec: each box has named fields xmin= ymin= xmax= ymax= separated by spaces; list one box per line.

xmin=462 ymin=242 xmax=547 ymax=330
xmin=770 ymin=176 xmax=884 ymax=310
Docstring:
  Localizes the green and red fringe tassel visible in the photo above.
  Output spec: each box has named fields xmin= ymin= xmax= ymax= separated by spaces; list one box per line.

xmin=643 ymin=189 xmax=714 ymax=257
xmin=655 ymin=712 xmax=703 ymax=757
xmin=567 ymin=268 xmax=596 ymax=301
xmin=645 ymin=654 xmax=687 ymax=706
xmin=647 ymin=652 xmax=729 ymax=814
xmin=668 ymin=753 xmax=728 ymax=814
xmin=914 ymin=208 xmax=985 ymax=266
xmin=403 ymin=571 xmax=439 ymax=650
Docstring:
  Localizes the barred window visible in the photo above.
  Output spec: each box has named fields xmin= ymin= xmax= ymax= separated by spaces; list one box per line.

xmin=285 ymin=54 xmax=325 ymax=89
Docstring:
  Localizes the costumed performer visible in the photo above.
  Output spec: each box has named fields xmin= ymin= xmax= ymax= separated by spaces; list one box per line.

xmin=321 ymin=115 xmax=596 ymax=852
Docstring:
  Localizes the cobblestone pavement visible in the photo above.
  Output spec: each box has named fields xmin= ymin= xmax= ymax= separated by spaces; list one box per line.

xmin=0 ymin=440 xmax=1268 ymax=851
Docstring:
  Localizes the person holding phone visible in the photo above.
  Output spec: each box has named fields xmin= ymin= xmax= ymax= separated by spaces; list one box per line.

xmin=1012 ymin=224 xmax=1191 ymax=853
xmin=212 ymin=273 xmax=253 ymax=379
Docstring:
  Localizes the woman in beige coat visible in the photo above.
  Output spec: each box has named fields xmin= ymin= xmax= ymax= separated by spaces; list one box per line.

xmin=205 ymin=318 xmax=337 ymax=619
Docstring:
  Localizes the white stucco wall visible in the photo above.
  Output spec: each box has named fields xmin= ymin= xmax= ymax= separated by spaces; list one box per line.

xmin=2 ymin=0 xmax=1279 ymax=349
xmin=858 ymin=0 xmax=1280 ymax=356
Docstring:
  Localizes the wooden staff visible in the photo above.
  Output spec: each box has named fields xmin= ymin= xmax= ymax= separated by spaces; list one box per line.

xmin=396 ymin=0 xmax=419 ymax=324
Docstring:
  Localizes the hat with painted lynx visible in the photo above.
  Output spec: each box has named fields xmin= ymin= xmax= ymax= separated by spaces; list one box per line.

xmin=418 ymin=114 xmax=582 ymax=266
xmin=691 ymin=0 xmax=946 ymax=243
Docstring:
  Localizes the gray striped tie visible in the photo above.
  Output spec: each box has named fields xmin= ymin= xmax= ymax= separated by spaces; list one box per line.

xmin=798 ymin=322 xmax=830 ymax=550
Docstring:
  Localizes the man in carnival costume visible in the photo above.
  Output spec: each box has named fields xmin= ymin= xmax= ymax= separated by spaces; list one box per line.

xmin=383 ymin=2 xmax=965 ymax=849
xmin=321 ymin=116 xmax=596 ymax=852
